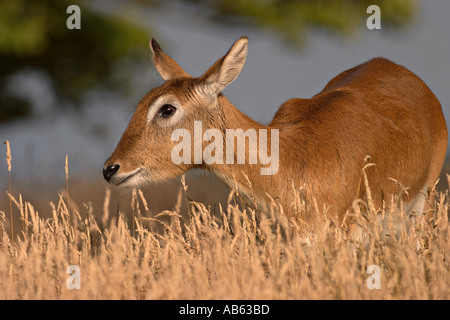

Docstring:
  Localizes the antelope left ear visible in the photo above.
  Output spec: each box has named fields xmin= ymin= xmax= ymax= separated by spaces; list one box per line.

xmin=150 ymin=38 xmax=192 ymax=81
xmin=200 ymin=37 xmax=248 ymax=96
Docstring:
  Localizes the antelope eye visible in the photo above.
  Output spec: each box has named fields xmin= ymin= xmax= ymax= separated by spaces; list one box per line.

xmin=158 ymin=104 xmax=177 ymax=118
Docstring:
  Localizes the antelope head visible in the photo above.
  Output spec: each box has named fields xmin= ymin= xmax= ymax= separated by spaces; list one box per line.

xmin=103 ymin=37 xmax=249 ymax=187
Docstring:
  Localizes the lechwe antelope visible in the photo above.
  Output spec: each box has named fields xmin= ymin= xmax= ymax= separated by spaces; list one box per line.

xmin=104 ymin=36 xmax=447 ymax=228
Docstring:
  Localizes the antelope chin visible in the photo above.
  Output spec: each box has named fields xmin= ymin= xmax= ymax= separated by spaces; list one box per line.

xmin=108 ymin=168 xmax=147 ymax=188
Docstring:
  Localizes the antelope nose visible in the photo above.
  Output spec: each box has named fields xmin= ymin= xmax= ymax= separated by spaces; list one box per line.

xmin=103 ymin=164 xmax=120 ymax=182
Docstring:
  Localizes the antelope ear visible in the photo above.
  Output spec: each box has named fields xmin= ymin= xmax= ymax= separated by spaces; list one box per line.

xmin=150 ymin=38 xmax=191 ymax=81
xmin=200 ymin=37 xmax=248 ymax=96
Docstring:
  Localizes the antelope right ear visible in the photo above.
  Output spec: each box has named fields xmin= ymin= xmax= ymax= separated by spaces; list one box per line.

xmin=200 ymin=37 xmax=248 ymax=96
xmin=150 ymin=38 xmax=191 ymax=81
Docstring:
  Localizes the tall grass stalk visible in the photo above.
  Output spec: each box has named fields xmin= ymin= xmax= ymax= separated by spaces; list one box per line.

xmin=4 ymin=141 xmax=13 ymax=244
xmin=65 ymin=154 xmax=70 ymax=216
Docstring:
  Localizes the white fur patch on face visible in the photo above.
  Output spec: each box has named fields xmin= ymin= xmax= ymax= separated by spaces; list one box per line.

xmin=146 ymin=95 xmax=184 ymax=127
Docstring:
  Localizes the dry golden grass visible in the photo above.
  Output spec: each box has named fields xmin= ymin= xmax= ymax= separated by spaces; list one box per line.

xmin=0 ymin=173 xmax=449 ymax=300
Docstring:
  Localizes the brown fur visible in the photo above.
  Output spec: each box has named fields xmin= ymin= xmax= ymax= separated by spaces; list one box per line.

xmin=105 ymin=38 xmax=448 ymax=229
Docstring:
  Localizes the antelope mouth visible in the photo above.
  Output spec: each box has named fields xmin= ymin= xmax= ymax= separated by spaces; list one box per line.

xmin=111 ymin=168 xmax=144 ymax=187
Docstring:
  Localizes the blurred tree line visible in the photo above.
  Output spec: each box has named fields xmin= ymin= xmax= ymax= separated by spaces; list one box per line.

xmin=0 ymin=0 xmax=416 ymax=123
